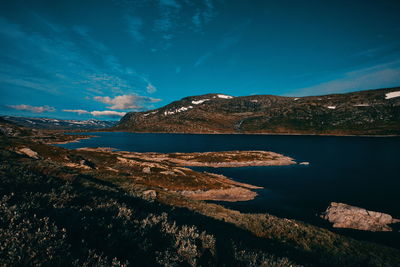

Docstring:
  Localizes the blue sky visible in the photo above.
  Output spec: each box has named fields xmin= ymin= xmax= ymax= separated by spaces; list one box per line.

xmin=1 ymin=0 xmax=400 ymax=120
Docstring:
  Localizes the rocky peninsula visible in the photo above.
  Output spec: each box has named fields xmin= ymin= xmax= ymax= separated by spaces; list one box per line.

xmin=75 ymin=148 xmax=295 ymax=201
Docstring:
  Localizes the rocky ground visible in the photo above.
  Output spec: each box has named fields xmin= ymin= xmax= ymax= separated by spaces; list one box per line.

xmin=116 ymin=87 xmax=400 ymax=135
xmin=71 ymin=147 xmax=281 ymax=202
xmin=1 ymin=118 xmax=400 ymax=266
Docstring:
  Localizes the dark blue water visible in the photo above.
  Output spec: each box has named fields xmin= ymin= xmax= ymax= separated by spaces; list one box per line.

xmin=60 ymin=132 xmax=400 ymax=247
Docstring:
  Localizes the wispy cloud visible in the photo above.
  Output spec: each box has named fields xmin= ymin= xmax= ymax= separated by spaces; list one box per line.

xmin=352 ymin=41 xmax=400 ymax=60
xmin=193 ymin=19 xmax=250 ymax=68
xmin=62 ymin=109 xmax=88 ymax=115
xmin=90 ymin=110 xmax=126 ymax=117
xmin=93 ymin=94 xmax=161 ymax=110
xmin=194 ymin=52 xmax=212 ymax=67
xmin=289 ymin=60 xmax=400 ymax=96
xmin=152 ymin=0 xmax=177 ymax=44
xmin=146 ymin=83 xmax=157 ymax=93
xmin=63 ymin=109 xmax=126 ymax=117
xmin=126 ymin=16 xmax=144 ymax=42
xmin=191 ymin=0 xmax=216 ymax=32
xmin=8 ymin=104 xmax=56 ymax=113
xmin=0 ymin=15 xmax=155 ymax=102
xmin=159 ymin=0 xmax=181 ymax=9
xmin=152 ymin=0 xmax=218 ymax=47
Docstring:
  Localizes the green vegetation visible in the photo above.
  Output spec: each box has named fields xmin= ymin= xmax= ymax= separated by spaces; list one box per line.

xmin=1 ymin=119 xmax=400 ymax=266
xmin=0 ymin=149 xmax=297 ymax=266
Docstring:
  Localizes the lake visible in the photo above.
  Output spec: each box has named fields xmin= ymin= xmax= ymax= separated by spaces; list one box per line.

xmin=60 ymin=132 xmax=400 ymax=247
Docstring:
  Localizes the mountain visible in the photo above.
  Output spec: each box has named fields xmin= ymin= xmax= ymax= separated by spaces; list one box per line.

xmin=1 ymin=116 xmax=117 ymax=130
xmin=116 ymin=87 xmax=400 ymax=135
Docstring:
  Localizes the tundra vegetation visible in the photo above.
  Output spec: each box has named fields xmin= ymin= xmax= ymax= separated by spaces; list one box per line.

xmin=1 ymin=118 xmax=399 ymax=266
xmin=117 ymin=88 xmax=400 ymax=135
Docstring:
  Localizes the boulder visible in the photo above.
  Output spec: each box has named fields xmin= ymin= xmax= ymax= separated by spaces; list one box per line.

xmin=17 ymin=147 xmax=39 ymax=159
xmin=321 ymin=202 xmax=400 ymax=232
xmin=142 ymin=167 xmax=151 ymax=174
xmin=142 ymin=190 xmax=157 ymax=201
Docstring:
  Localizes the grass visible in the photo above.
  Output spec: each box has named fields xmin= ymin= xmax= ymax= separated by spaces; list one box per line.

xmin=1 ymin=124 xmax=400 ymax=266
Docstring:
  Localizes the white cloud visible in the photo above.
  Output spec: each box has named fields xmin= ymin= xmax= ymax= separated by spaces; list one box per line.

xmin=8 ymin=104 xmax=55 ymax=113
xmin=93 ymin=94 xmax=161 ymax=110
xmin=146 ymin=83 xmax=157 ymax=93
xmin=63 ymin=109 xmax=126 ymax=117
xmin=90 ymin=110 xmax=126 ymax=117
xmin=62 ymin=109 xmax=89 ymax=114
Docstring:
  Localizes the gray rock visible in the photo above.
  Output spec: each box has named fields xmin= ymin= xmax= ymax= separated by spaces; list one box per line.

xmin=17 ymin=147 xmax=39 ymax=159
xmin=321 ymin=202 xmax=400 ymax=232
xmin=142 ymin=190 xmax=157 ymax=201
xmin=142 ymin=167 xmax=151 ymax=174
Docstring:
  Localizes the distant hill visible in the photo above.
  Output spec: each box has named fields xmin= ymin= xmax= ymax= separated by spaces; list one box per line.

xmin=1 ymin=116 xmax=117 ymax=130
xmin=116 ymin=87 xmax=400 ymax=135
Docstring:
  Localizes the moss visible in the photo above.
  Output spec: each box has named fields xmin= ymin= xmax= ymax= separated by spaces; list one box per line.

xmin=1 ymin=123 xmax=400 ymax=266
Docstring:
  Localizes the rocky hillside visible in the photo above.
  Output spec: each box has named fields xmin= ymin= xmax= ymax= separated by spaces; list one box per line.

xmin=116 ymin=88 xmax=400 ymax=135
xmin=2 ymin=117 xmax=400 ymax=266
xmin=2 ymin=116 xmax=116 ymax=130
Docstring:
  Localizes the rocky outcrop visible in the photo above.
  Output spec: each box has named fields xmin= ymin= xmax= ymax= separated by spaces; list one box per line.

xmin=114 ymin=150 xmax=296 ymax=168
xmin=17 ymin=147 xmax=39 ymax=159
xmin=321 ymin=202 xmax=400 ymax=232
xmin=180 ymin=187 xmax=258 ymax=202
xmin=116 ymin=87 xmax=400 ymax=135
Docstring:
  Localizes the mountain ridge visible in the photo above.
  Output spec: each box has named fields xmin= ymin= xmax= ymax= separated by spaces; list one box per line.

xmin=116 ymin=87 xmax=400 ymax=135
xmin=1 ymin=116 xmax=117 ymax=130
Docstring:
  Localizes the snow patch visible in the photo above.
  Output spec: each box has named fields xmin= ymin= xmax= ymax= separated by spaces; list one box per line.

xmin=327 ymin=106 xmax=336 ymax=109
xmin=293 ymin=98 xmax=299 ymax=101
xmin=192 ymin=99 xmax=210 ymax=105
xmin=354 ymin=104 xmax=370 ymax=107
xmin=164 ymin=106 xmax=193 ymax=116
xmin=216 ymin=94 xmax=234 ymax=99
xmin=69 ymin=121 xmax=89 ymax=125
xmin=385 ymin=91 xmax=400 ymax=99
xmin=250 ymin=100 xmax=258 ymax=103
xmin=143 ymin=111 xmax=157 ymax=117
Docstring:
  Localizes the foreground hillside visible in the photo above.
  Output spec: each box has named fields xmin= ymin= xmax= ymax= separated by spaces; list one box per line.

xmin=117 ymin=88 xmax=400 ymax=135
xmin=1 ymin=119 xmax=400 ymax=266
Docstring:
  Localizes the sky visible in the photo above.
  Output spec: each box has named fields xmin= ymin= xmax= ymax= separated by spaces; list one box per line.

xmin=1 ymin=0 xmax=400 ymax=120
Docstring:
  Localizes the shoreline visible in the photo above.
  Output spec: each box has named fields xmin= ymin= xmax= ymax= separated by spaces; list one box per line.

xmin=73 ymin=147 xmax=296 ymax=202
xmin=69 ymin=129 xmax=400 ymax=138
xmin=47 ymin=135 xmax=97 ymax=145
